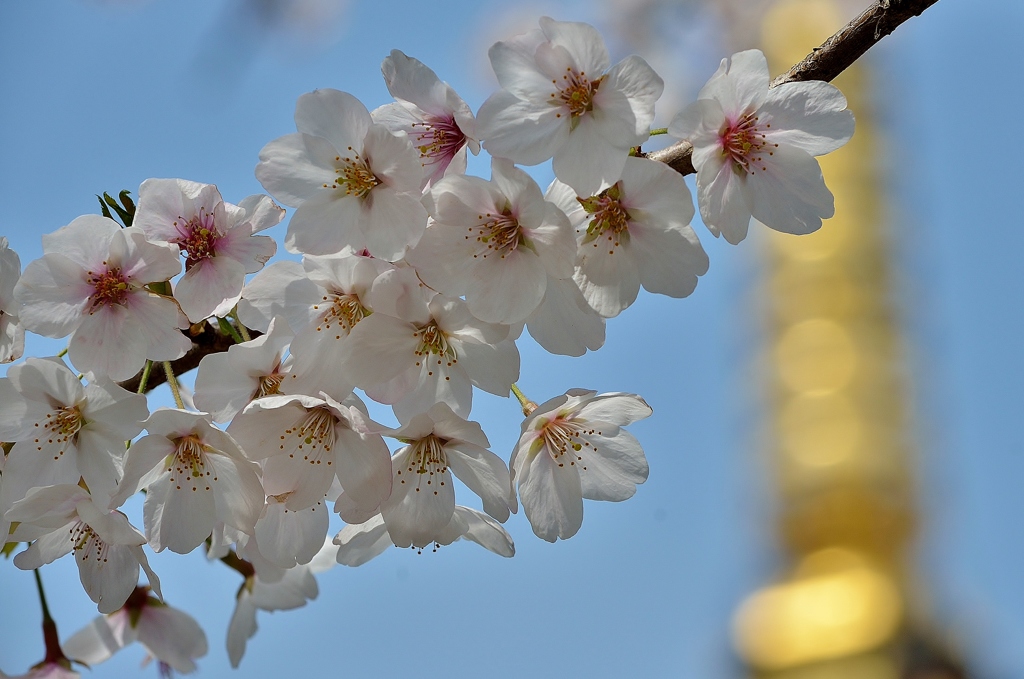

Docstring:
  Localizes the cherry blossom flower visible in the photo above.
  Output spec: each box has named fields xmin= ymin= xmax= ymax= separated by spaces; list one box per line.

xmin=111 ymin=409 xmax=265 ymax=554
xmin=334 ymin=506 xmax=514 ymax=565
xmin=7 ymin=484 xmax=161 ymax=614
xmin=340 ymin=291 xmax=519 ymax=423
xmin=0 ymin=358 xmax=148 ymax=532
xmin=408 ymin=157 xmax=576 ymax=325
xmin=477 ymin=17 xmax=664 ymax=196
xmin=227 ymin=393 xmax=391 ymax=522
xmin=133 ymin=178 xmax=281 ymax=323
xmin=193 ymin=317 xmax=294 ymax=423
xmin=379 ymin=403 xmax=514 ymax=549
xmin=0 ymin=237 xmax=24 ymax=363
xmin=547 ymin=156 xmax=709 ymax=318
xmin=668 ymin=49 xmax=855 ymax=244
xmin=226 ymin=538 xmax=336 ymax=668
xmin=255 ymin=89 xmax=427 ymax=260
xmin=372 ymin=50 xmax=479 ymax=186
xmin=511 ymin=390 xmax=652 ymax=542
xmin=13 ymin=216 xmax=191 ymax=381
xmin=63 ymin=586 xmax=207 ymax=674
xmin=280 ymin=251 xmax=392 ymax=401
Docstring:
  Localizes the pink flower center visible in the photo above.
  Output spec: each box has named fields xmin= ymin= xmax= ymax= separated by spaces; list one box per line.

xmin=719 ymin=112 xmax=778 ymax=175
xmin=552 ymin=69 xmax=603 ymax=122
xmin=469 ymin=209 xmax=525 ymax=259
xmin=410 ymin=115 xmax=466 ymax=170
xmin=326 ymin=149 xmax=380 ymax=198
xmin=175 ymin=209 xmax=221 ymax=267
xmin=87 ymin=266 xmax=130 ymax=310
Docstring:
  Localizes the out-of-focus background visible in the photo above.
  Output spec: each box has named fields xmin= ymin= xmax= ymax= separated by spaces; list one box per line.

xmin=1 ymin=0 xmax=1022 ymax=677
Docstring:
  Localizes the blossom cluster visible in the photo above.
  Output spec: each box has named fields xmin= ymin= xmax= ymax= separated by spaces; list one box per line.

xmin=0 ymin=17 xmax=852 ymax=675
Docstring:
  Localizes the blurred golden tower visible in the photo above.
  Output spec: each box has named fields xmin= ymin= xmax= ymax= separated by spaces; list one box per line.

xmin=731 ymin=1 xmax=965 ymax=677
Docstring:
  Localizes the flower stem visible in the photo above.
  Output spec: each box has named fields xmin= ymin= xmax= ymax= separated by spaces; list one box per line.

xmin=163 ymin=361 xmax=185 ymax=409
xmin=34 ymin=569 xmax=66 ymax=664
xmin=218 ymin=317 xmax=244 ymax=344
xmin=510 ymin=383 xmax=538 ymax=416
xmin=56 ymin=347 xmax=68 ymax=359
xmin=237 ymin=322 xmax=251 ymax=342
xmin=137 ymin=360 xmax=153 ymax=394
xmin=220 ymin=550 xmax=256 ymax=579
xmin=649 ymin=127 xmax=668 ymax=136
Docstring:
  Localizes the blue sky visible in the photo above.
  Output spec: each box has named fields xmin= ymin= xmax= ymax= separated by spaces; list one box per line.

xmin=0 ymin=1 xmax=1022 ymax=677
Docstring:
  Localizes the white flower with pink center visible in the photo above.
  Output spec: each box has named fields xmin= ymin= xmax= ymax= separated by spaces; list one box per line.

xmin=511 ymin=389 xmax=652 ymax=542
xmin=668 ymin=49 xmax=855 ymax=244
xmin=13 ymin=215 xmax=191 ymax=381
xmin=255 ymin=89 xmax=427 ymax=260
xmin=111 ymin=409 xmax=265 ymax=555
xmin=340 ymin=291 xmax=520 ymax=423
xmin=547 ymin=156 xmax=709 ymax=318
xmin=0 ymin=357 xmax=148 ymax=536
xmin=407 ymin=157 xmax=576 ymax=325
xmin=134 ymin=178 xmax=282 ymax=323
xmin=477 ymin=17 xmax=664 ymax=196
xmin=227 ymin=392 xmax=392 ymax=522
xmin=7 ymin=484 xmax=161 ymax=614
xmin=372 ymin=50 xmax=480 ymax=187
xmin=378 ymin=403 xmax=514 ymax=550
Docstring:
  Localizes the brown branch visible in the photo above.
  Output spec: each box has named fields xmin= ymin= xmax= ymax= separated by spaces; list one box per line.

xmin=117 ymin=323 xmax=260 ymax=394
xmin=646 ymin=0 xmax=940 ymax=175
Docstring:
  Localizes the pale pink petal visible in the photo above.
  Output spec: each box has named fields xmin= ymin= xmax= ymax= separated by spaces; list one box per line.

xmin=135 ymin=606 xmax=208 ymax=673
xmin=748 ymin=143 xmax=834 ymax=235
xmin=478 ymin=91 xmax=569 ymax=166
xmin=254 ymin=498 xmax=329 ymax=568
xmin=697 ymin=156 xmax=753 ymax=244
xmin=175 ymin=255 xmax=247 ymax=322
xmin=451 ymin=506 xmax=515 ymax=557
xmin=517 ymin=446 xmax=583 ymax=542
xmin=294 ymin=89 xmax=371 ymax=154
xmin=525 ymin=275 xmax=605 ymax=356
xmin=78 ymin=542 xmax=139 ymax=614
xmin=578 ymin=428 xmax=649 ymax=501
xmin=445 ymin=442 xmax=512 ymax=522
xmin=255 ymin=133 xmax=340 ymax=207
xmin=284 ymin=192 xmax=366 ymax=256
xmin=334 ymin=515 xmax=392 ymax=566
xmin=761 ymin=80 xmax=855 ymax=155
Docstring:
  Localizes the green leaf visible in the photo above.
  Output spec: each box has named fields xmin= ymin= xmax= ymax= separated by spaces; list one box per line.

xmin=103 ymin=192 xmax=133 ymax=227
xmin=97 ymin=194 xmax=114 ymax=220
xmin=118 ymin=190 xmax=136 ymax=224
